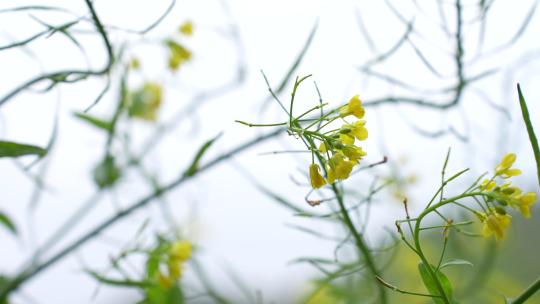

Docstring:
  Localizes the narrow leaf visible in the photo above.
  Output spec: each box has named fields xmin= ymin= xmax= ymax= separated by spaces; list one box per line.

xmin=0 ymin=211 xmax=17 ymax=235
xmin=440 ymin=259 xmax=473 ymax=269
xmin=517 ymin=84 xmax=540 ymax=188
xmin=183 ymin=133 xmax=222 ymax=177
xmin=74 ymin=112 xmax=112 ymax=131
xmin=0 ymin=141 xmax=46 ymax=158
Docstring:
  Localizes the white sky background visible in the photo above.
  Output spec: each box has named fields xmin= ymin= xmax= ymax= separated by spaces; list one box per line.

xmin=1 ymin=0 xmax=540 ymax=303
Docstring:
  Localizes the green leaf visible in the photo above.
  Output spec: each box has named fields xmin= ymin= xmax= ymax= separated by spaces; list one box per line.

xmin=183 ymin=133 xmax=222 ymax=177
xmin=74 ymin=112 xmax=112 ymax=131
xmin=0 ymin=211 xmax=16 ymax=236
xmin=440 ymin=259 xmax=473 ymax=270
xmin=418 ymin=262 xmax=455 ymax=304
xmin=439 ymin=259 xmax=474 ymax=269
xmin=517 ymin=84 xmax=540 ymax=188
xmin=0 ymin=141 xmax=46 ymax=158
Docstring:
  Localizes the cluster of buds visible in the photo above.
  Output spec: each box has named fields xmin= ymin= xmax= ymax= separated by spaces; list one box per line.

xmin=309 ymin=95 xmax=368 ymax=189
xmin=476 ymin=153 xmax=536 ymax=240
xmin=157 ymin=240 xmax=193 ymax=289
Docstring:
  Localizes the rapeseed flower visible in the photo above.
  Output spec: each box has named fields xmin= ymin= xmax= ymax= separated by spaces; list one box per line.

xmin=481 ymin=211 xmax=511 ymax=241
xmin=309 ymin=164 xmax=327 ymax=189
xmin=495 ymin=153 xmax=521 ymax=178
xmin=339 ymin=95 xmax=365 ymax=119
xmin=327 ymin=154 xmax=354 ymax=184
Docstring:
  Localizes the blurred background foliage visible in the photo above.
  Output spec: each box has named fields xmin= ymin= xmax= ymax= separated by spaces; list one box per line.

xmin=1 ymin=0 xmax=540 ymax=303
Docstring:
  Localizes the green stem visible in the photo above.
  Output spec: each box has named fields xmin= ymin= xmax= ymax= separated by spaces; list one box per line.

xmin=300 ymin=130 xmax=387 ymax=303
xmin=413 ymin=192 xmax=483 ymax=303
xmin=235 ymin=120 xmax=287 ymax=127
xmin=511 ymin=276 xmax=540 ymax=304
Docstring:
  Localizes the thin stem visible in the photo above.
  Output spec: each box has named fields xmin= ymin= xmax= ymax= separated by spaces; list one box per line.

xmin=260 ymin=70 xmax=289 ymax=115
xmin=300 ymin=130 xmax=387 ymax=303
xmin=235 ymin=120 xmax=287 ymax=127
xmin=413 ymin=192 xmax=485 ymax=303
xmin=376 ymin=276 xmax=442 ymax=298
xmin=0 ymin=0 xmax=115 ymax=108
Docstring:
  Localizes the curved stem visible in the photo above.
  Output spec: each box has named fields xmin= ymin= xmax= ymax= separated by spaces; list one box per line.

xmin=413 ymin=192 xmax=483 ymax=303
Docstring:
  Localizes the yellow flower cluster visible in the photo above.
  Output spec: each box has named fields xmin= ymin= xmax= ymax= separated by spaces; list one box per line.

xmin=165 ymin=21 xmax=194 ymax=72
xmin=477 ymin=153 xmax=536 ymax=240
xmin=158 ymin=240 xmax=192 ymax=289
xmin=309 ymin=95 xmax=368 ymax=189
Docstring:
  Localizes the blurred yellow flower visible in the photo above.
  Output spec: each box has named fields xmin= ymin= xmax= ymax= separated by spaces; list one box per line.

xmin=163 ymin=240 xmax=192 ymax=281
xmin=480 ymin=179 xmax=496 ymax=191
xmin=309 ymin=164 xmax=326 ymax=189
xmin=482 ymin=212 xmax=511 ymax=241
xmin=170 ymin=240 xmax=192 ymax=261
xmin=319 ymin=142 xmax=327 ymax=153
xmin=179 ymin=21 xmax=194 ymax=36
xmin=511 ymin=192 xmax=537 ymax=218
xmin=495 ymin=153 xmax=521 ymax=178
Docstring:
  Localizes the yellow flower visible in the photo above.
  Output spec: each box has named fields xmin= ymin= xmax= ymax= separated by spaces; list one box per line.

xmin=179 ymin=21 xmax=194 ymax=36
xmin=339 ymin=133 xmax=355 ymax=145
xmin=327 ymin=154 xmax=354 ymax=184
xmin=481 ymin=212 xmax=511 ymax=241
xmin=495 ymin=153 xmax=521 ymax=178
xmin=480 ymin=179 xmax=496 ymax=191
xmin=340 ymin=145 xmax=366 ymax=163
xmin=164 ymin=241 xmax=192 ymax=281
xmin=170 ymin=241 xmax=192 ymax=262
xmin=511 ymin=192 xmax=536 ymax=218
xmin=339 ymin=120 xmax=368 ymax=144
xmin=319 ymin=142 xmax=327 ymax=153
xmin=339 ymin=95 xmax=365 ymax=119
xmin=309 ymin=164 xmax=327 ymax=189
